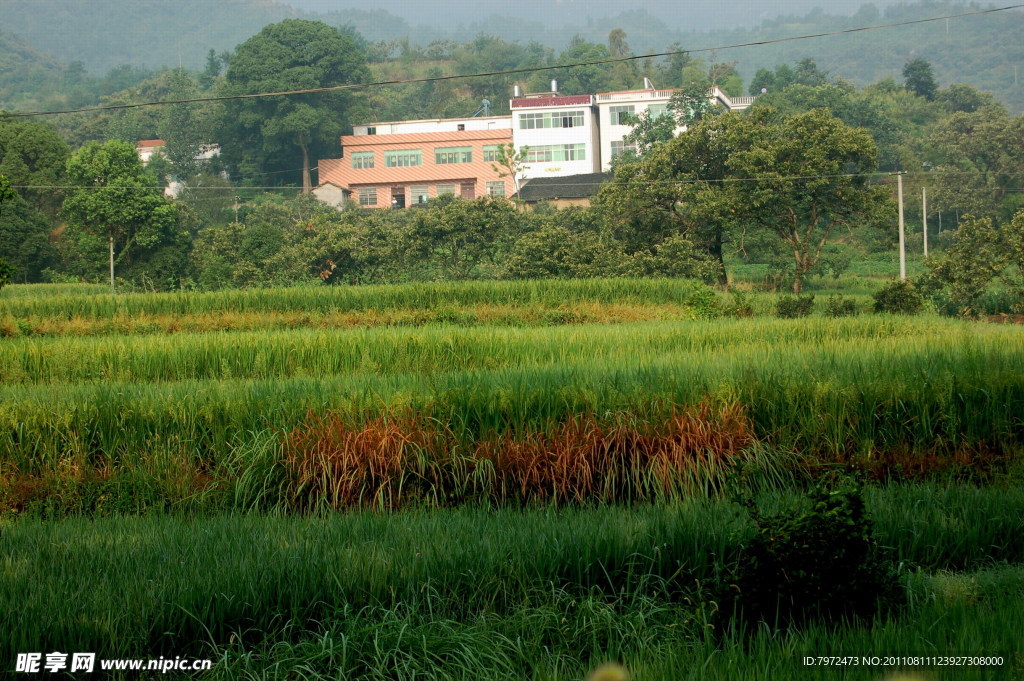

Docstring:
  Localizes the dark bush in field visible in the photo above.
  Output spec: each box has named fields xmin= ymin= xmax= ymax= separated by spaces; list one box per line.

xmin=775 ymin=295 xmax=815 ymax=318
xmin=724 ymin=475 xmax=903 ymax=629
xmin=824 ymin=295 xmax=858 ymax=317
xmin=873 ymin=279 xmax=924 ymax=314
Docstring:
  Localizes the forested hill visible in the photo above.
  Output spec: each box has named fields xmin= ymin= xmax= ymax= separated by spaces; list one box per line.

xmin=689 ymin=2 xmax=1024 ymax=112
xmin=0 ymin=0 xmax=302 ymax=73
xmin=0 ymin=32 xmax=64 ymax=110
xmin=0 ymin=0 xmax=1021 ymax=112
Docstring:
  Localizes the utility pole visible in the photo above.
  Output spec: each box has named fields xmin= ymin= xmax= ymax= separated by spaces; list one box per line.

xmin=109 ymin=235 xmax=115 ymax=291
xmin=922 ymin=186 xmax=928 ymax=258
xmin=897 ymin=172 xmax=906 ymax=280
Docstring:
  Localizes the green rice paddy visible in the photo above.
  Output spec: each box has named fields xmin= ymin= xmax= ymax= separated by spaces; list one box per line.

xmin=1 ymin=278 xmax=1022 ymax=679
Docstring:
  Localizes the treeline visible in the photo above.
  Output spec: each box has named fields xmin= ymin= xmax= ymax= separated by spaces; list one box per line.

xmin=1 ymin=18 xmax=1022 ymax=298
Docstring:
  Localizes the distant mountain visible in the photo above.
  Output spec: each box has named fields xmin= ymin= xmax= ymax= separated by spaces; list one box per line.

xmin=0 ymin=31 xmax=65 ymax=110
xmin=0 ymin=0 xmax=1020 ymax=113
xmin=0 ymin=0 xmax=303 ymax=73
xmin=283 ymin=0 xmax=903 ymax=32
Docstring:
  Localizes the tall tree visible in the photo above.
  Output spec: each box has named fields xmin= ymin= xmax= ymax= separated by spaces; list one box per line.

xmin=61 ymin=140 xmax=178 ymax=288
xmin=220 ymin=20 xmax=369 ymax=192
xmin=157 ymin=69 xmax=207 ymax=181
xmin=729 ymin=108 xmax=890 ymax=293
xmin=0 ymin=116 xmax=69 ymax=217
xmin=903 ymin=58 xmax=938 ymax=101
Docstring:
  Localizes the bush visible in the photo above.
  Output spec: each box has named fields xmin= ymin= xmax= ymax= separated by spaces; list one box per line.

xmin=824 ymin=295 xmax=857 ymax=317
xmin=723 ymin=290 xmax=755 ymax=318
xmin=873 ymin=279 xmax=924 ymax=314
xmin=775 ymin=295 xmax=814 ymax=318
xmin=725 ymin=475 xmax=903 ymax=629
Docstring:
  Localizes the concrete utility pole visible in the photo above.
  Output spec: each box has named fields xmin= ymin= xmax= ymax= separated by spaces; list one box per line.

xmin=922 ymin=187 xmax=928 ymax=258
xmin=109 ymin=236 xmax=115 ymax=291
xmin=897 ymin=172 xmax=906 ymax=280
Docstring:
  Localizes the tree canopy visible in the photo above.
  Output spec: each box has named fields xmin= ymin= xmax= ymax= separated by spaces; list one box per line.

xmin=60 ymin=140 xmax=179 ymax=287
xmin=220 ymin=20 xmax=370 ymax=192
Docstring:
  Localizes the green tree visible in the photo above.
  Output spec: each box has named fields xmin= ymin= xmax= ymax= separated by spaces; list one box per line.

xmin=729 ymin=108 xmax=890 ymax=293
xmin=0 ymin=116 xmax=69 ymax=217
xmin=490 ymin=142 xmax=530 ymax=203
xmin=407 ymin=195 xmax=518 ymax=280
xmin=598 ymin=112 xmax=755 ymax=285
xmin=60 ymin=140 xmax=178 ymax=288
xmin=903 ymin=58 xmax=938 ymax=101
xmin=928 ymin=105 xmax=1024 ymax=219
xmin=220 ymin=20 xmax=369 ymax=192
xmin=157 ymin=69 xmax=207 ymax=180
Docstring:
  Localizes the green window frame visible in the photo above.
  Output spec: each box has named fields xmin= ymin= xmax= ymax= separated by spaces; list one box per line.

xmin=435 ymin=146 xmax=472 ymax=164
xmin=350 ymin=151 xmax=374 ymax=169
xmin=384 ymin=150 xmax=422 ymax=167
xmin=609 ymin=105 xmax=635 ymax=125
xmin=522 ymin=144 xmax=586 ymax=163
xmin=483 ymin=145 xmax=501 ymax=162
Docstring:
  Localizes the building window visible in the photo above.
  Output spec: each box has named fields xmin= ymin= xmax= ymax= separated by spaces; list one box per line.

xmin=366 ymin=127 xmax=376 ymax=135
xmin=436 ymin=184 xmax=456 ymax=196
xmin=457 ymin=124 xmax=466 ymax=131
xmin=609 ymin=105 xmax=636 ymax=125
xmin=384 ymin=150 xmax=422 ymax=167
xmin=357 ymin=187 xmax=377 ymax=206
xmin=486 ymin=181 xmax=506 ymax=198
xmin=521 ymin=144 xmax=586 ymax=163
xmin=610 ymin=140 xmax=637 ymax=159
xmin=350 ymin=151 xmax=374 ymax=169
xmin=435 ymin=146 xmax=472 ymax=164
xmin=647 ymin=103 xmax=670 ymax=119
xmin=518 ymin=110 xmax=585 ymax=129
xmin=410 ymin=185 xmax=429 ymax=204
xmin=483 ymin=145 xmax=501 ymax=162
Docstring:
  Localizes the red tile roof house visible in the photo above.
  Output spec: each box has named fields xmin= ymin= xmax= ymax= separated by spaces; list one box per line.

xmin=315 ymin=116 xmax=514 ymax=209
xmin=135 ymin=139 xmax=166 ymax=165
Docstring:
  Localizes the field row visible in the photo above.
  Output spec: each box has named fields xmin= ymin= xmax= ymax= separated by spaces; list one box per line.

xmin=0 ymin=316 xmax=1001 ymax=384
xmin=3 ymin=488 xmax=1022 ymax=677
xmin=0 ymin=278 xmax=721 ymax=319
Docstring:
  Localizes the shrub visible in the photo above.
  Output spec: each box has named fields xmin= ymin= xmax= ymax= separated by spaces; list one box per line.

xmin=775 ymin=295 xmax=814 ymax=318
xmin=725 ymin=475 xmax=903 ymax=629
xmin=723 ymin=291 xmax=755 ymax=318
xmin=873 ymin=279 xmax=924 ymax=314
xmin=824 ymin=295 xmax=857 ymax=317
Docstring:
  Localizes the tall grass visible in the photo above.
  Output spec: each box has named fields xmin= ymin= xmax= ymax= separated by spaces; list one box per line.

xmin=3 ymin=316 xmax=1011 ymax=385
xmin=2 ymin=490 xmax=1022 ymax=677
xmin=0 ymin=278 xmax=718 ymax=320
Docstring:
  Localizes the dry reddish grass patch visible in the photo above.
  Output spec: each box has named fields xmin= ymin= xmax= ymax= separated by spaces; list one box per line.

xmin=283 ymin=403 xmax=755 ymax=510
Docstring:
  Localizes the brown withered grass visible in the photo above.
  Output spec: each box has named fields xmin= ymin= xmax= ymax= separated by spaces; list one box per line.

xmin=282 ymin=403 xmax=755 ymax=510
xmin=479 ymin=402 xmax=754 ymax=504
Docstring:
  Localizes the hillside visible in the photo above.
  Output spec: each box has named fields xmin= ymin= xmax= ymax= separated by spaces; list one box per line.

xmin=0 ymin=0 xmax=1020 ymax=114
xmin=0 ymin=31 xmax=65 ymax=111
xmin=0 ymin=0 xmax=302 ymax=73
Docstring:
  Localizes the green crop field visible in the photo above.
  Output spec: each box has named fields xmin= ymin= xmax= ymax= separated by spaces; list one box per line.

xmin=1 ymin=278 xmax=1022 ymax=679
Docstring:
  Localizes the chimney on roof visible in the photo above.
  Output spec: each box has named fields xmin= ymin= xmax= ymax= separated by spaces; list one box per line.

xmin=513 ymin=84 xmax=522 ymax=97
xmin=550 ymin=79 xmax=558 ymax=93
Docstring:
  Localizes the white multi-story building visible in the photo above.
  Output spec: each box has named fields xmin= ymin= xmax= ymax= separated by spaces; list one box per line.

xmin=510 ymin=84 xmax=600 ymax=179
xmin=595 ymin=81 xmax=681 ymax=171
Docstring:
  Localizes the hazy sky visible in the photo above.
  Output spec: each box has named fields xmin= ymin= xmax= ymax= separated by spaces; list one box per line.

xmin=286 ymin=0 xmax=903 ymax=31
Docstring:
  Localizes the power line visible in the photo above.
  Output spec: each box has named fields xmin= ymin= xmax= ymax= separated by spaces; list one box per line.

xmin=2 ymin=4 xmax=1021 ymax=119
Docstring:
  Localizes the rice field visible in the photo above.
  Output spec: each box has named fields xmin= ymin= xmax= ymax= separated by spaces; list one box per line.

xmin=1 ymin=278 xmax=1022 ymax=679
